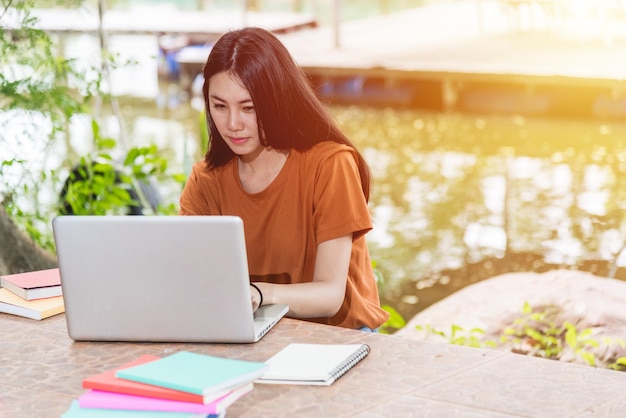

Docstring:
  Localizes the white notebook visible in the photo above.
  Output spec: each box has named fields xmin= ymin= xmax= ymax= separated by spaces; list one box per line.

xmin=256 ymin=343 xmax=370 ymax=386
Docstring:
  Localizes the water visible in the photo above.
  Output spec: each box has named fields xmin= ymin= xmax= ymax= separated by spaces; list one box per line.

xmin=335 ymin=107 xmax=626 ymax=320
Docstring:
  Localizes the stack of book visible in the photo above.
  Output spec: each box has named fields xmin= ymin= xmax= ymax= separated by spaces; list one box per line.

xmin=61 ymin=351 xmax=268 ymax=417
xmin=0 ymin=268 xmax=64 ymax=320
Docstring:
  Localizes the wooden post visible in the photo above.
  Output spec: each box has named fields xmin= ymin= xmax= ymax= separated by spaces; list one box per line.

xmin=332 ymin=0 xmax=341 ymax=48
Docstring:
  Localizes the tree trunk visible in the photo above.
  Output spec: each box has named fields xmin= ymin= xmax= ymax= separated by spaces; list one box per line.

xmin=0 ymin=204 xmax=57 ymax=276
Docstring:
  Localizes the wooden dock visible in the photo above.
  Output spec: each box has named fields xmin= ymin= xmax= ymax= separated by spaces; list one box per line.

xmin=276 ymin=0 xmax=626 ymax=119
xmin=175 ymin=0 xmax=626 ymax=119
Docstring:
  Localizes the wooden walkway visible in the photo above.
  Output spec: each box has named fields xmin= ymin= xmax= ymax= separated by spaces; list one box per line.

xmin=279 ymin=1 xmax=626 ymax=81
xmin=272 ymin=0 xmax=626 ymax=118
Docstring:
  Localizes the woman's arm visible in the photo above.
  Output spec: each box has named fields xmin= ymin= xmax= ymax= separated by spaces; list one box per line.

xmin=252 ymin=234 xmax=352 ymax=318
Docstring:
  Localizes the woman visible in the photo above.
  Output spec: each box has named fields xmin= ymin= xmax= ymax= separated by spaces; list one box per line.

xmin=179 ymin=27 xmax=388 ymax=331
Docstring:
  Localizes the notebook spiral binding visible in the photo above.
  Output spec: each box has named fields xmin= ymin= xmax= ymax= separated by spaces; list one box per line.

xmin=328 ymin=344 xmax=370 ymax=382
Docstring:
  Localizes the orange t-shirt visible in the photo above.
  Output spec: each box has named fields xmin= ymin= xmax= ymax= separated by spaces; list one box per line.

xmin=179 ymin=141 xmax=389 ymax=329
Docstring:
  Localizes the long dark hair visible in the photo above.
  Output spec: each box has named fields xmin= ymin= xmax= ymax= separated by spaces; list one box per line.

xmin=201 ymin=27 xmax=371 ymax=200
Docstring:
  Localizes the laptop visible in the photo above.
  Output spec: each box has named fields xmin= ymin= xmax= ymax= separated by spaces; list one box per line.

xmin=51 ymin=215 xmax=289 ymax=343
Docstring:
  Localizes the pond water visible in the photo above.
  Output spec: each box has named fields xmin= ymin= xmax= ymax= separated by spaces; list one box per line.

xmin=340 ymin=107 xmax=626 ymax=321
xmin=7 ymin=30 xmax=626 ymax=325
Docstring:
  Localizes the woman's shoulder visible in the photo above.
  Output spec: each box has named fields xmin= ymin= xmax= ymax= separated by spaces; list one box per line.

xmin=186 ymin=160 xmax=238 ymax=194
xmin=288 ymin=142 xmax=359 ymax=180
xmin=302 ymin=141 xmax=355 ymax=160
xmin=190 ymin=159 xmax=233 ymax=179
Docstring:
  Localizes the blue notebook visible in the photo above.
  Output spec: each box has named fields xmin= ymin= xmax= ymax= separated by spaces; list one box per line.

xmin=116 ymin=351 xmax=267 ymax=396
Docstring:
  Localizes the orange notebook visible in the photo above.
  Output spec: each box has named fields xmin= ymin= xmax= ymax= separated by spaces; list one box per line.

xmin=0 ymin=288 xmax=64 ymax=320
xmin=83 ymin=355 xmax=237 ymax=404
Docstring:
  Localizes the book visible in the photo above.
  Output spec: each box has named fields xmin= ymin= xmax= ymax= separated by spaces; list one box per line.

xmin=256 ymin=343 xmax=370 ymax=386
xmin=77 ymin=384 xmax=252 ymax=414
xmin=83 ymin=355 xmax=240 ymax=405
xmin=0 ymin=268 xmax=62 ymax=300
xmin=62 ymin=400 xmax=225 ymax=417
xmin=116 ymin=351 xmax=268 ymax=396
xmin=0 ymin=288 xmax=64 ymax=320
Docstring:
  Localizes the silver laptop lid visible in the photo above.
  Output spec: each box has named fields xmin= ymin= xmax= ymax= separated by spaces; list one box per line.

xmin=52 ymin=215 xmax=284 ymax=343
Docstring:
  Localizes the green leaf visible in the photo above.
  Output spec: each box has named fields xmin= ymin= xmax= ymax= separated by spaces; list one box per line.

xmin=97 ymin=138 xmax=117 ymax=150
xmin=124 ymin=148 xmax=140 ymax=166
xmin=565 ymin=325 xmax=577 ymax=350
xmin=381 ymin=305 xmax=406 ymax=330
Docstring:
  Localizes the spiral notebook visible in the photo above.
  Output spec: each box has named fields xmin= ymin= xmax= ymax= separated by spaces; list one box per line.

xmin=256 ymin=343 xmax=370 ymax=386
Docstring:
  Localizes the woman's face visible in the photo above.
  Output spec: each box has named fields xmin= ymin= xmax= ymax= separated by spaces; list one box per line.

xmin=207 ymin=71 xmax=263 ymax=162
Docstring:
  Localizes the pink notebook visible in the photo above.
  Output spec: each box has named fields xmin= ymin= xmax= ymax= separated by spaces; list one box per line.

xmin=78 ymin=383 xmax=252 ymax=414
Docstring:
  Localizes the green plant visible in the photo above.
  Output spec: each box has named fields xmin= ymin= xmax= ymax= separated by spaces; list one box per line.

xmin=611 ymin=356 xmax=626 ymax=372
xmin=602 ymin=338 xmax=626 ymax=371
xmin=59 ymin=120 xmax=184 ymax=217
xmin=564 ymin=321 xmax=600 ymax=367
xmin=1 ymin=0 xmax=186 ymax=257
xmin=379 ymin=304 xmax=405 ymax=334
xmin=371 ymin=260 xmax=407 ymax=334
xmin=415 ymin=323 xmax=497 ymax=348
xmin=501 ymin=302 xmax=564 ymax=359
xmin=413 ymin=301 xmax=626 ymax=373
xmin=449 ymin=325 xmax=497 ymax=348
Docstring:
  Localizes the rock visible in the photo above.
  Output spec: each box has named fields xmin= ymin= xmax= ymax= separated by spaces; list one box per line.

xmin=396 ymin=269 xmax=626 ymax=368
xmin=0 ymin=205 xmax=57 ymax=276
